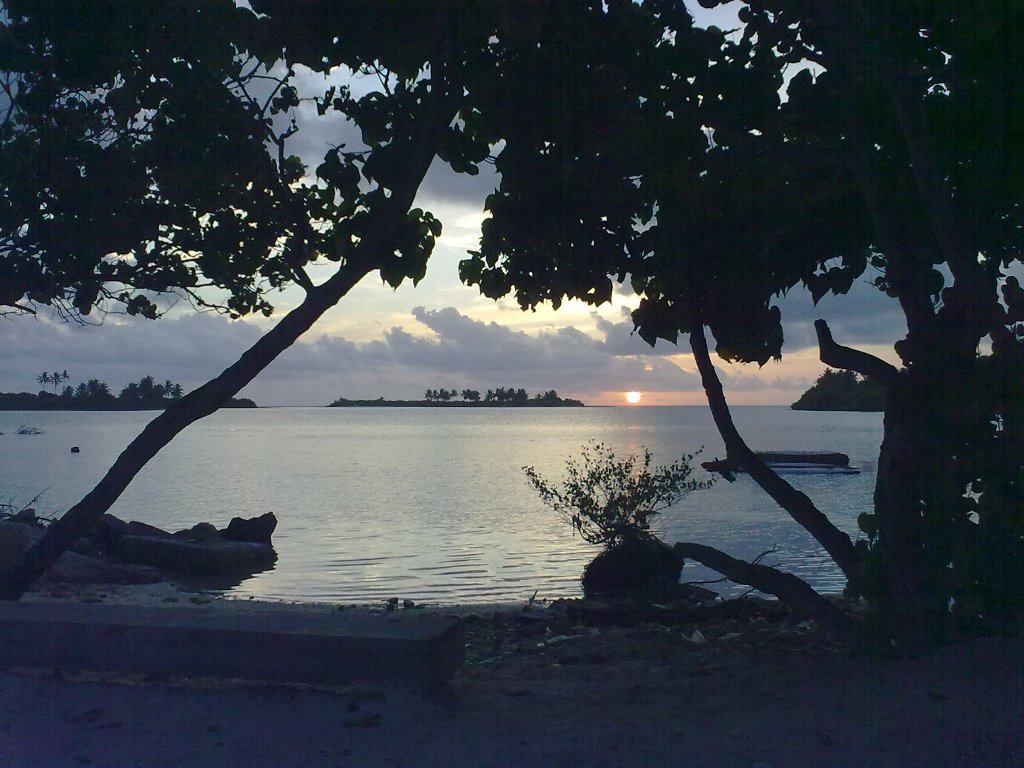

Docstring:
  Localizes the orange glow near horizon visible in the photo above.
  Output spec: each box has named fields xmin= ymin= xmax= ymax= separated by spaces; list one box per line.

xmin=625 ymin=391 xmax=642 ymax=404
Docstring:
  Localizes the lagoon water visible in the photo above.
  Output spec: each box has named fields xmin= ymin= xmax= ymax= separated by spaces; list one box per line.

xmin=0 ymin=406 xmax=882 ymax=604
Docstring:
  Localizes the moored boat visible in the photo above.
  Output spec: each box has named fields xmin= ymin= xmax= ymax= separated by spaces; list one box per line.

xmin=702 ymin=451 xmax=861 ymax=475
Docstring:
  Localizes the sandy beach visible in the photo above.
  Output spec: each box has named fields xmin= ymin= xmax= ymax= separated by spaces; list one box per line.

xmin=1 ymin=583 xmax=1021 ymax=768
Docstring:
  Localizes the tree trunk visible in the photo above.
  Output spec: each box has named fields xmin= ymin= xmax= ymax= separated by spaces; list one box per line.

xmin=688 ymin=318 xmax=862 ymax=583
xmin=869 ymin=363 xmax=967 ymax=652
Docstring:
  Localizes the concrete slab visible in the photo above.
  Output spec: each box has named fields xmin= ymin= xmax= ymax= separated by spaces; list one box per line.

xmin=0 ymin=601 xmax=463 ymax=688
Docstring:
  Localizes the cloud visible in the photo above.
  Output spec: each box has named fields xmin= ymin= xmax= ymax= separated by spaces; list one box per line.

xmin=776 ymin=278 xmax=907 ymax=357
xmin=388 ymin=306 xmax=697 ymax=395
xmin=0 ymin=304 xmax=702 ymax=406
xmin=1 ymin=279 xmax=904 ymax=408
xmin=0 ymin=312 xmax=264 ymax=394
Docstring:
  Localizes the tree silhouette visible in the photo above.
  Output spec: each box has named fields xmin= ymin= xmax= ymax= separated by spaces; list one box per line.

xmin=85 ymin=379 xmax=111 ymax=400
xmin=11 ymin=1 xmax=1015 ymax=652
xmin=0 ymin=2 xmax=520 ymax=598
xmin=461 ymin=1 xmax=1024 ymax=649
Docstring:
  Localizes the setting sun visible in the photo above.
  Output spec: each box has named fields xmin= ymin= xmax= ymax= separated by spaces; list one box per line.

xmin=625 ymin=391 xmax=642 ymax=404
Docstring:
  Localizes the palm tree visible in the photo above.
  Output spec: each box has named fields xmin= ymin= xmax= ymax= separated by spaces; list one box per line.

xmin=36 ymin=372 xmax=51 ymax=391
xmin=51 ymin=371 xmax=65 ymax=394
xmin=85 ymin=379 xmax=111 ymax=400
xmin=119 ymin=382 xmax=140 ymax=401
xmin=168 ymin=383 xmax=184 ymax=399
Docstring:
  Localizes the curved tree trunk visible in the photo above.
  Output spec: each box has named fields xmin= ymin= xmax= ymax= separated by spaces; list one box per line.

xmin=0 ymin=264 xmax=373 ymax=600
xmin=688 ymin=317 xmax=862 ymax=583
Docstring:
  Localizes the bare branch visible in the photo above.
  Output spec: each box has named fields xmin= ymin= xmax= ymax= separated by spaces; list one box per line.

xmin=814 ymin=319 xmax=898 ymax=383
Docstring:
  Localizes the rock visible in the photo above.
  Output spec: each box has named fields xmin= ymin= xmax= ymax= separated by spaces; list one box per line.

xmin=91 ymin=514 xmax=130 ymax=552
xmin=174 ymin=522 xmax=220 ymax=541
xmin=11 ymin=508 xmax=37 ymax=525
xmin=125 ymin=520 xmax=173 ymax=539
xmin=223 ymin=512 xmax=277 ymax=545
xmin=581 ymin=538 xmax=684 ymax=597
xmin=0 ymin=522 xmax=43 ymax=572
xmin=50 ymin=551 xmax=166 ymax=585
xmin=116 ymin=534 xmax=276 ymax=575
xmin=71 ymin=536 xmax=99 ymax=556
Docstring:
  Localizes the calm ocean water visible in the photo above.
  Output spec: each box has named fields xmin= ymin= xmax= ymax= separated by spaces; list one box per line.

xmin=0 ymin=406 xmax=882 ymax=604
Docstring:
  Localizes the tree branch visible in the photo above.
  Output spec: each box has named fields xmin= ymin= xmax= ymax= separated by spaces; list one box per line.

xmin=814 ymin=319 xmax=897 ymax=383
xmin=674 ymin=541 xmax=860 ymax=637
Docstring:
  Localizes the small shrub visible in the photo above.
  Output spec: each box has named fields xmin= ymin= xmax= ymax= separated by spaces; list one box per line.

xmin=524 ymin=441 xmax=711 ymax=547
xmin=582 ymin=538 xmax=684 ymax=596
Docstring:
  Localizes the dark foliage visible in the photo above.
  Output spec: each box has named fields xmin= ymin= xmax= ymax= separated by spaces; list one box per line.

xmin=581 ymin=538 xmax=684 ymax=596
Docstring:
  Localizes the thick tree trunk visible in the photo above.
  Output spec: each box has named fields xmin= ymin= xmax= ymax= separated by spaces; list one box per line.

xmin=688 ymin=319 xmax=862 ymax=583
xmin=869 ymin=363 xmax=966 ymax=652
xmin=816 ymin=320 xmax=964 ymax=652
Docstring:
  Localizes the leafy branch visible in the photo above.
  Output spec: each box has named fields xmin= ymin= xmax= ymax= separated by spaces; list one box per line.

xmin=524 ymin=442 xmax=712 ymax=548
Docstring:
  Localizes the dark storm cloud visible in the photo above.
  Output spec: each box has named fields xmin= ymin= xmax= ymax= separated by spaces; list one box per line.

xmin=776 ymin=278 xmax=907 ymax=355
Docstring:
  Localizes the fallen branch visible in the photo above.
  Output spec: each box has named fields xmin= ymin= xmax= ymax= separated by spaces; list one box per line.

xmin=673 ymin=541 xmax=860 ymax=637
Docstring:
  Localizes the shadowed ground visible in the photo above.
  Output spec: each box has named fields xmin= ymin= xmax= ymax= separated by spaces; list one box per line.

xmin=1 ymin=587 xmax=1020 ymax=768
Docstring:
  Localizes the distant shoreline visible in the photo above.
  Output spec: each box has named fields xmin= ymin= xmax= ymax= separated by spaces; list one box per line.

xmin=0 ymin=393 xmax=257 ymax=411
xmin=790 ymin=369 xmax=885 ymax=412
xmin=327 ymin=398 xmax=584 ymax=408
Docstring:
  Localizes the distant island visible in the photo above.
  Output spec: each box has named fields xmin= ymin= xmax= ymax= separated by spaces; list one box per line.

xmin=791 ymin=369 xmax=886 ymax=412
xmin=0 ymin=374 xmax=256 ymax=411
xmin=330 ymin=387 xmax=584 ymax=408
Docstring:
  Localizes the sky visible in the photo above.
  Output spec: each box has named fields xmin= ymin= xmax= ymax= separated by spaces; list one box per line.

xmin=0 ymin=2 xmax=910 ymax=407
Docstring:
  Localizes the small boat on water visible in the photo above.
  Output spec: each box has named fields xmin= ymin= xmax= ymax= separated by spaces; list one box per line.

xmin=702 ymin=451 xmax=861 ymax=475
